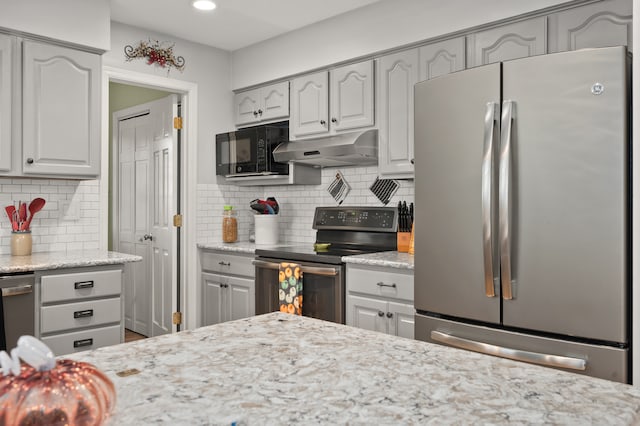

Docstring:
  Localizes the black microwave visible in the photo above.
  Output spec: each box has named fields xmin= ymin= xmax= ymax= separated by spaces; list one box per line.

xmin=216 ymin=124 xmax=289 ymax=177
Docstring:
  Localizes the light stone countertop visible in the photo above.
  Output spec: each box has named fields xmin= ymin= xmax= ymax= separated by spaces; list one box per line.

xmin=0 ymin=250 xmax=142 ymax=273
xmin=67 ymin=312 xmax=640 ymax=425
xmin=342 ymin=250 xmax=414 ymax=270
xmin=197 ymin=241 xmax=258 ymax=254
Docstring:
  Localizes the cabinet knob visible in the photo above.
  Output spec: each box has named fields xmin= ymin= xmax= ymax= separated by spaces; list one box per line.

xmin=218 ymin=261 xmax=231 ymax=266
xmin=410 ymin=158 xmax=415 ymax=164
xmin=378 ymin=311 xmax=385 ymax=317
xmin=376 ymin=282 xmax=397 ymax=289
xmin=253 ymin=111 xmax=258 ymax=116
xmin=26 ymin=158 xmax=34 ymax=164
xmin=320 ymin=120 xmax=326 ymax=125
xmin=257 ymin=109 xmax=263 ymax=116
xmin=331 ymin=117 xmax=337 ymax=123
xmin=386 ymin=312 xmax=393 ymax=318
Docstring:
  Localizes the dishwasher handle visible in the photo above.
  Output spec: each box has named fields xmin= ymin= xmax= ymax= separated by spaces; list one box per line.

xmin=1 ymin=284 xmax=33 ymax=297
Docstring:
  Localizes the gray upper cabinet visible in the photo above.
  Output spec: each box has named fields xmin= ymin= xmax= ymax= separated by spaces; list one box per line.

xmin=0 ymin=34 xmax=14 ymax=173
xmin=234 ymin=81 xmax=289 ymax=126
xmin=418 ymin=37 xmax=465 ymax=81
xmin=377 ymin=49 xmax=418 ymax=178
xmin=21 ymin=40 xmax=101 ymax=178
xmin=548 ymin=0 xmax=632 ymax=53
xmin=290 ymin=71 xmax=329 ymax=138
xmin=291 ymin=60 xmax=374 ymax=140
xmin=466 ymin=17 xmax=547 ymax=67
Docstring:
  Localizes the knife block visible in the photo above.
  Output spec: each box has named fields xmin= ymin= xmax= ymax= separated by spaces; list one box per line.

xmin=397 ymin=232 xmax=410 ymax=253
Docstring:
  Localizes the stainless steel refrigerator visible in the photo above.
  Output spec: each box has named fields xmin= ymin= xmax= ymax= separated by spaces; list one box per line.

xmin=414 ymin=46 xmax=630 ymax=383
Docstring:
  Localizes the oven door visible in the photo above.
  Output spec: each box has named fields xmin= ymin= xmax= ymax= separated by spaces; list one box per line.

xmin=253 ymin=257 xmax=345 ymax=324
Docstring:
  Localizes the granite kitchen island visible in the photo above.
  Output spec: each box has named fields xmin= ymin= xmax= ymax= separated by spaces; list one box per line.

xmin=67 ymin=312 xmax=640 ymax=424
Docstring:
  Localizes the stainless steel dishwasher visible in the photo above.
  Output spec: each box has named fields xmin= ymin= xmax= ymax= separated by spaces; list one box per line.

xmin=0 ymin=273 xmax=35 ymax=351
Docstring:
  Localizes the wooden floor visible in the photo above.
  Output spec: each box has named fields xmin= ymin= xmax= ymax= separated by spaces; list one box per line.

xmin=125 ymin=329 xmax=147 ymax=343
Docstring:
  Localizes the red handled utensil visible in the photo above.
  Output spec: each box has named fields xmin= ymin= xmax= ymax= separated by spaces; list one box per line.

xmin=24 ymin=198 xmax=46 ymax=231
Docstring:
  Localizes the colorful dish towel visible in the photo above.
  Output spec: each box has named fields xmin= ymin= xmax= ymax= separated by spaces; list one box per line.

xmin=279 ymin=262 xmax=302 ymax=316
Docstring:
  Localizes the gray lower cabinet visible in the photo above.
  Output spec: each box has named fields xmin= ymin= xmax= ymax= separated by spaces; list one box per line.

xmin=346 ymin=264 xmax=414 ymax=339
xmin=37 ymin=266 xmax=124 ymax=356
xmin=200 ymin=250 xmax=255 ymax=327
xmin=548 ymin=0 xmax=632 ymax=53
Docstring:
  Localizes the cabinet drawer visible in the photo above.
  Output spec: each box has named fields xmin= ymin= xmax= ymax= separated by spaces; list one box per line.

xmin=41 ymin=297 xmax=121 ymax=333
xmin=41 ymin=269 xmax=122 ymax=303
xmin=201 ymin=251 xmax=255 ymax=277
xmin=41 ymin=324 xmax=121 ymax=356
xmin=347 ymin=266 xmax=414 ymax=301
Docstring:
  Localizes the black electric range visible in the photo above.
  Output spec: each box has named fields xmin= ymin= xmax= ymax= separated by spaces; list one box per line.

xmin=254 ymin=206 xmax=399 ymax=264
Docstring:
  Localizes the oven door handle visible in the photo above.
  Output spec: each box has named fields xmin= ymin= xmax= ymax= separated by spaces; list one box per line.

xmin=252 ymin=259 xmax=339 ymax=276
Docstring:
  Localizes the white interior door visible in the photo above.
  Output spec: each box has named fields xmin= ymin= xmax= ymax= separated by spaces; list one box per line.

xmin=117 ymin=113 xmax=152 ymax=336
xmin=114 ymin=95 xmax=179 ymax=338
xmin=150 ymin=95 xmax=178 ymax=337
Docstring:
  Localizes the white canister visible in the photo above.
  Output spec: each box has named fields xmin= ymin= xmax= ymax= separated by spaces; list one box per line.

xmin=254 ymin=215 xmax=279 ymax=245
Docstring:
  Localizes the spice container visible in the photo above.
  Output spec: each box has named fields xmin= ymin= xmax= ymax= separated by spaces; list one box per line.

xmin=222 ymin=205 xmax=238 ymax=243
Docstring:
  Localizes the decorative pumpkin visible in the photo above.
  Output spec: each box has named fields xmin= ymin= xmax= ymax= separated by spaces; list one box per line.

xmin=0 ymin=358 xmax=115 ymax=426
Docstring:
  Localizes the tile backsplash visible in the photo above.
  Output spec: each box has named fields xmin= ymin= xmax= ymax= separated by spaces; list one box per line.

xmin=0 ymin=178 xmax=100 ymax=254
xmin=197 ymin=166 xmax=414 ymax=245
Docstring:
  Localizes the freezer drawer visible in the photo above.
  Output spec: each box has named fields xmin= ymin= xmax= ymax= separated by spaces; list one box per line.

xmin=415 ymin=314 xmax=628 ymax=383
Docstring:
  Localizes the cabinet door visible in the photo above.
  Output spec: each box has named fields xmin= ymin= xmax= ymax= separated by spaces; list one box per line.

xmin=234 ymin=88 xmax=261 ymax=126
xmin=418 ymin=37 xmax=465 ymax=81
xmin=377 ymin=50 xmax=418 ymax=178
xmin=0 ymin=34 xmax=13 ymax=172
xmin=330 ymin=60 xmax=374 ymax=132
xmin=347 ymin=294 xmax=388 ymax=334
xmin=291 ymin=71 xmax=328 ymax=138
xmin=259 ymin=81 xmax=289 ymax=122
xmin=22 ymin=40 xmax=101 ymax=177
xmin=466 ymin=17 xmax=547 ymax=67
xmin=202 ymin=272 xmax=225 ymax=326
xmin=388 ymin=300 xmax=414 ymax=339
xmin=227 ymin=276 xmax=255 ymax=321
xmin=548 ymin=0 xmax=632 ymax=53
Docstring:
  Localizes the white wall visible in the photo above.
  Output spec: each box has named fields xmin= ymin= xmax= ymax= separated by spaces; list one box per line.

xmin=0 ymin=0 xmax=110 ymax=51
xmin=106 ymin=21 xmax=234 ymax=184
xmin=231 ymin=0 xmax=574 ymax=89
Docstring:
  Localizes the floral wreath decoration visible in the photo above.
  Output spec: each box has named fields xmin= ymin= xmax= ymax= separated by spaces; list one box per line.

xmin=124 ymin=39 xmax=185 ymax=72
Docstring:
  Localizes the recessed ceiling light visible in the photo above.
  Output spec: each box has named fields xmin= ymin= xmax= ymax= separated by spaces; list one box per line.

xmin=192 ymin=0 xmax=216 ymax=11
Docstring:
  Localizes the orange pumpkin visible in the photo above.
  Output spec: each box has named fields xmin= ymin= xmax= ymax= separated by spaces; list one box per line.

xmin=287 ymin=303 xmax=295 ymax=314
xmin=280 ymin=304 xmax=288 ymax=313
xmin=279 ymin=271 xmax=285 ymax=282
xmin=294 ymin=267 xmax=301 ymax=279
xmin=285 ymin=267 xmax=292 ymax=278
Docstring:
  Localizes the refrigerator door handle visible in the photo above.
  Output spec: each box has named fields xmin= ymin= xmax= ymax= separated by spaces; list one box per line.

xmin=499 ymin=100 xmax=515 ymax=300
xmin=482 ymin=102 xmax=499 ymax=298
xmin=431 ymin=331 xmax=587 ymax=371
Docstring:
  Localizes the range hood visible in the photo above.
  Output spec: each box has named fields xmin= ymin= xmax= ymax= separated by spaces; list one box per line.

xmin=273 ymin=129 xmax=378 ymax=167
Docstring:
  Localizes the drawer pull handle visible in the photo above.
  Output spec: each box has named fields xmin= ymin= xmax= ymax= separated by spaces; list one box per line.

xmin=73 ymin=338 xmax=94 ymax=348
xmin=74 ymin=309 xmax=94 ymax=319
xmin=376 ymin=282 xmax=397 ymax=289
xmin=218 ymin=261 xmax=231 ymax=266
xmin=74 ymin=280 xmax=94 ymax=290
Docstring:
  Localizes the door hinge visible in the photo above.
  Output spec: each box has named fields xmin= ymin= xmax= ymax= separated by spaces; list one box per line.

xmin=173 ymin=117 xmax=183 ymax=129
xmin=172 ymin=311 xmax=183 ymax=325
xmin=173 ymin=214 xmax=182 ymax=227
